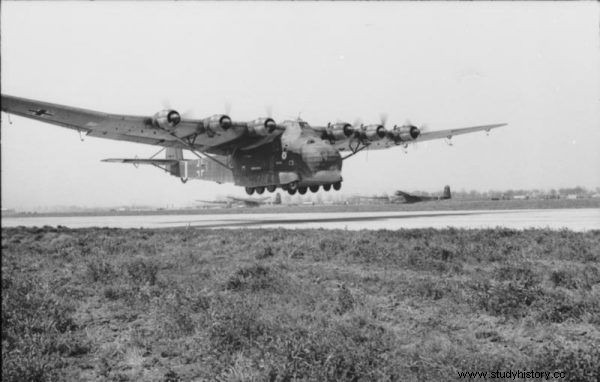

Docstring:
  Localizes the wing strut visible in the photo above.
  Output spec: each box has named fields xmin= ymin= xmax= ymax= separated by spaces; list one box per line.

xmin=341 ymin=141 xmax=370 ymax=160
xmin=149 ymin=147 xmax=166 ymax=159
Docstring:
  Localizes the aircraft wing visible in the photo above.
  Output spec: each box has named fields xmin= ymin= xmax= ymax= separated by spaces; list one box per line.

xmin=332 ymin=122 xmax=506 ymax=153
xmin=415 ymin=123 xmax=506 ymax=142
xmin=0 ymin=94 xmax=261 ymax=154
xmin=102 ymin=158 xmax=179 ymax=165
xmin=227 ymin=196 xmax=270 ymax=206
xmin=196 ymin=199 xmax=229 ymax=204
xmin=394 ymin=190 xmax=411 ymax=198
xmin=360 ymin=196 xmax=389 ymax=200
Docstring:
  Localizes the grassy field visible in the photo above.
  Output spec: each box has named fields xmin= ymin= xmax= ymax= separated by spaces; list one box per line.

xmin=2 ymin=227 xmax=599 ymax=381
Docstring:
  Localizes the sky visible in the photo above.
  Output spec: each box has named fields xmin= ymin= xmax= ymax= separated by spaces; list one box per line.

xmin=2 ymin=1 xmax=599 ymax=210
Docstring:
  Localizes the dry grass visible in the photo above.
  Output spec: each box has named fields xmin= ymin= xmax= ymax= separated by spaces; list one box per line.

xmin=2 ymin=226 xmax=599 ymax=381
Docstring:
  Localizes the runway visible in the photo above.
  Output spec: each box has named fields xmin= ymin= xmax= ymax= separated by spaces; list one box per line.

xmin=2 ymin=208 xmax=599 ymax=231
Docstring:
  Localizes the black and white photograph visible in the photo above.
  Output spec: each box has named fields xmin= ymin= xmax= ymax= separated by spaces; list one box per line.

xmin=1 ymin=0 xmax=599 ymax=380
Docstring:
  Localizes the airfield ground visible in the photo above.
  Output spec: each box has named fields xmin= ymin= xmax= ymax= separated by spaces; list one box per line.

xmin=2 ymin=227 xmax=599 ymax=381
xmin=8 ymin=197 xmax=599 ymax=218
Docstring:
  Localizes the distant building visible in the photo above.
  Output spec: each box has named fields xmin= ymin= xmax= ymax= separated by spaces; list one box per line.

xmin=513 ymin=195 xmax=529 ymax=200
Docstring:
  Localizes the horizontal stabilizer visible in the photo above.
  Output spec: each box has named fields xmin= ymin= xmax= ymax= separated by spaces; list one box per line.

xmin=102 ymin=158 xmax=179 ymax=165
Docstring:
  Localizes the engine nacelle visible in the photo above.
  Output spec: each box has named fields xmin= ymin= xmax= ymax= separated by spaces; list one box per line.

xmin=393 ymin=125 xmax=420 ymax=142
xmin=153 ymin=109 xmax=181 ymax=131
xmin=323 ymin=122 xmax=354 ymax=141
xmin=247 ymin=118 xmax=277 ymax=136
xmin=205 ymin=114 xmax=232 ymax=131
xmin=363 ymin=124 xmax=387 ymax=141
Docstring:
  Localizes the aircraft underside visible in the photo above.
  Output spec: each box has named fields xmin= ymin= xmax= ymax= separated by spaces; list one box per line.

xmin=170 ymin=138 xmax=344 ymax=195
xmin=235 ymin=168 xmax=343 ymax=196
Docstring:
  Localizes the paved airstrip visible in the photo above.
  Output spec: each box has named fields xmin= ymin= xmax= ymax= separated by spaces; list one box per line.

xmin=2 ymin=208 xmax=599 ymax=231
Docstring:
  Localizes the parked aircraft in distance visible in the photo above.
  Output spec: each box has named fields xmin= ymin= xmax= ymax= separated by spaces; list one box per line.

xmin=365 ymin=186 xmax=452 ymax=203
xmin=395 ymin=185 xmax=452 ymax=203
xmin=196 ymin=195 xmax=272 ymax=208
xmin=1 ymin=95 xmax=506 ymax=195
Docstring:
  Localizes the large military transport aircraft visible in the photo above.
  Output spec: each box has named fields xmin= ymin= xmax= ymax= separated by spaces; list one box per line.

xmin=1 ymin=95 xmax=506 ymax=195
xmin=394 ymin=185 xmax=452 ymax=203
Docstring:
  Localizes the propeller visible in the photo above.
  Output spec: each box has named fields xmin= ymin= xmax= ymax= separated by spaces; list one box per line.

xmin=161 ymin=99 xmax=193 ymax=118
xmin=167 ymin=110 xmax=181 ymax=125
xmin=413 ymin=123 xmax=431 ymax=149
xmin=161 ymin=99 xmax=172 ymax=110
xmin=219 ymin=114 xmax=233 ymax=129
xmin=402 ymin=119 xmax=425 ymax=132
xmin=264 ymin=106 xmax=286 ymax=132
xmin=404 ymin=119 xmax=428 ymax=133
xmin=265 ymin=118 xmax=277 ymax=132
xmin=404 ymin=120 xmax=425 ymax=148
xmin=384 ymin=118 xmax=423 ymax=145
xmin=379 ymin=112 xmax=388 ymax=127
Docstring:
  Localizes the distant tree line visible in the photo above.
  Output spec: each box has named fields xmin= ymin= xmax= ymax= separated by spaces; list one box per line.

xmin=449 ymin=186 xmax=599 ymax=200
xmin=285 ymin=186 xmax=600 ymax=204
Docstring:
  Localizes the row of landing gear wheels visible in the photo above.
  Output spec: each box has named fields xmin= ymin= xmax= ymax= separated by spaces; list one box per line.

xmin=245 ymin=181 xmax=341 ymax=195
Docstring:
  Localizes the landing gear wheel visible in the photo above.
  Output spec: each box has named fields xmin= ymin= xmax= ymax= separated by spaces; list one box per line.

xmin=288 ymin=188 xmax=297 ymax=195
xmin=333 ymin=182 xmax=342 ymax=191
xmin=323 ymin=184 xmax=331 ymax=191
xmin=245 ymin=187 xmax=255 ymax=195
xmin=298 ymin=186 xmax=308 ymax=195
xmin=180 ymin=178 xmax=188 ymax=184
xmin=288 ymin=181 xmax=299 ymax=191
xmin=309 ymin=185 xmax=319 ymax=193
xmin=256 ymin=186 xmax=265 ymax=195
xmin=267 ymin=185 xmax=277 ymax=193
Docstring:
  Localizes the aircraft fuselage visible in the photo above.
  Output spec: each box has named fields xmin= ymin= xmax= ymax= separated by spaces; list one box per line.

xmin=231 ymin=120 xmax=343 ymax=195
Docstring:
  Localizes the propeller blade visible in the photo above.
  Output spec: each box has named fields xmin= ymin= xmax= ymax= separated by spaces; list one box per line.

xmin=161 ymin=99 xmax=172 ymax=109
xmin=181 ymin=108 xmax=194 ymax=118
xmin=160 ymin=100 xmax=193 ymax=118
xmin=379 ymin=112 xmax=388 ymax=126
xmin=266 ymin=105 xmax=273 ymax=118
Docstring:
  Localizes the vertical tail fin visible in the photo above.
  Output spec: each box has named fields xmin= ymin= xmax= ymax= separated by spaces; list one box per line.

xmin=443 ymin=185 xmax=451 ymax=199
